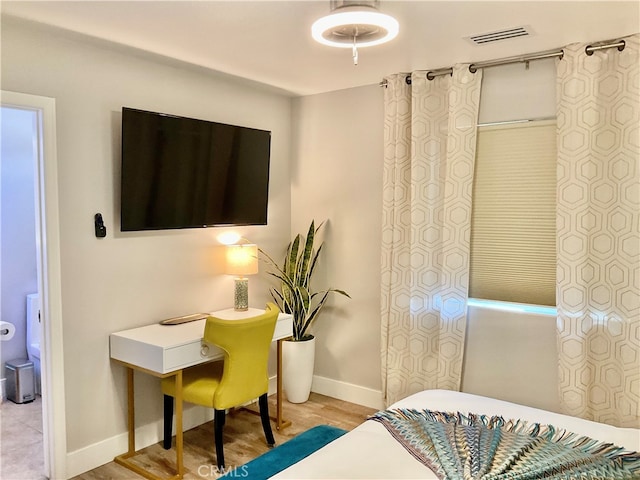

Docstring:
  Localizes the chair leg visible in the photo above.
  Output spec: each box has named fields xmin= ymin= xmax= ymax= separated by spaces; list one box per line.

xmin=259 ymin=393 xmax=275 ymax=446
xmin=163 ymin=395 xmax=174 ymax=450
xmin=214 ymin=409 xmax=226 ymax=470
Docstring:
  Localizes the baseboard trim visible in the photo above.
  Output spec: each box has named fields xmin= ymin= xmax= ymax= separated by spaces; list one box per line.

xmin=311 ymin=375 xmax=384 ymax=410
xmin=66 ymin=403 xmax=214 ymax=478
xmin=66 ymin=377 xmax=281 ymax=477
xmin=65 ymin=375 xmax=381 ymax=477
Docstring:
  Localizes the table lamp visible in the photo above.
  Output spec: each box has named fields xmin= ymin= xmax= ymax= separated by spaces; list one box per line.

xmin=226 ymin=243 xmax=258 ymax=311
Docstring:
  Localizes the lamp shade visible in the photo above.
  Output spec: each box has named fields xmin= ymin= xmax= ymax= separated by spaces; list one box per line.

xmin=226 ymin=244 xmax=258 ymax=276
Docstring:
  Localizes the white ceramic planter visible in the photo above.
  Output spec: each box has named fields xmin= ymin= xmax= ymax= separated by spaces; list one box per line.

xmin=282 ymin=337 xmax=316 ymax=403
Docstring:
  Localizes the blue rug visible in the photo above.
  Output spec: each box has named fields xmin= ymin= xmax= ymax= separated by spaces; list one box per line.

xmin=220 ymin=424 xmax=347 ymax=479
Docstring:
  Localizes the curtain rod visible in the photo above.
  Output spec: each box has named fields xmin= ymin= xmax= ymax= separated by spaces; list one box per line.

xmin=380 ymin=38 xmax=626 ymax=87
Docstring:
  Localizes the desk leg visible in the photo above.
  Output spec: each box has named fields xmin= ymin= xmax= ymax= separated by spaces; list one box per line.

xmin=276 ymin=339 xmax=291 ymax=430
xmin=175 ymin=370 xmax=184 ymax=478
xmin=126 ymin=367 xmax=135 ymax=454
xmin=114 ymin=366 xmax=183 ymax=480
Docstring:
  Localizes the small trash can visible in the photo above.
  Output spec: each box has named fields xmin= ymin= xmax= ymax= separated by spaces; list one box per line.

xmin=5 ymin=358 xmax=35 ymax=404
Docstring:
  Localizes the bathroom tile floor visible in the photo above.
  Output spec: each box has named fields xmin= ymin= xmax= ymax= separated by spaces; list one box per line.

xmin=0 ymin=395 xmax=45 ymax=480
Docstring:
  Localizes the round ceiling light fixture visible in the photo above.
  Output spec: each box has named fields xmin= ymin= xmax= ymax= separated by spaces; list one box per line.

xmin=312 ymin=1 xmax=398 ymax=64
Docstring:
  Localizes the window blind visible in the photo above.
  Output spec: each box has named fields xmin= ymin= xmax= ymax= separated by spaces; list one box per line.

xmin=469 ymin=120 xmax=556 ymax=306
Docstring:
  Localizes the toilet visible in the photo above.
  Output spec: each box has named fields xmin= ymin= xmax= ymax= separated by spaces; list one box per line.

xmin=26 ymin=293 xmax=41 ymax=395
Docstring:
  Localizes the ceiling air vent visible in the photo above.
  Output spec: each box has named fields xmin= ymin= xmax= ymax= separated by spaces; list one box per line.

xmin=466 ymin=26 xmax=532 ymax=45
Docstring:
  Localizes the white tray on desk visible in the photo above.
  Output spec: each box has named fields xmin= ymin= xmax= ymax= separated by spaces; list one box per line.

xmin=110 ymin=308 xmax=293 ymax=374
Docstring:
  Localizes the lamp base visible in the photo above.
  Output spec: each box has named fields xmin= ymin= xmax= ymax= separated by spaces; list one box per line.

xmin=234 ymin=277 xmax=249 ymax=311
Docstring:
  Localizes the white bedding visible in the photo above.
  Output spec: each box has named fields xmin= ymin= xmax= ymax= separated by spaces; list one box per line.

xmin=271 ymin=390 xmax=640 ymax=479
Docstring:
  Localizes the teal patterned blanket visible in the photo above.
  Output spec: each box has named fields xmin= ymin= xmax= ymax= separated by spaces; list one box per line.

xmin=370 ymin=409 xmax=640 ymax=479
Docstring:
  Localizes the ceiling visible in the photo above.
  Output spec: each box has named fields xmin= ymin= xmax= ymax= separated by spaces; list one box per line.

xmin=2 ymin=1 xmax=639 ymax=96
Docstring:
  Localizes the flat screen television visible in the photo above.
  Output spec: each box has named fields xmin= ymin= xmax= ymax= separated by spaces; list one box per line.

xmin=120 ymin=107 xmax=271 ymax=231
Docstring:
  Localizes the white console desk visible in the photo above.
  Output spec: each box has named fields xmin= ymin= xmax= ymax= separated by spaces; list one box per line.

xmin=110 ymin=308 xmax=293 ymax=480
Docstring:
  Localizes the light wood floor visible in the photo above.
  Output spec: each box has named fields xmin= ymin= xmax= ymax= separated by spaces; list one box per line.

xmin=73 ymin=393 xmax=377 ymax=479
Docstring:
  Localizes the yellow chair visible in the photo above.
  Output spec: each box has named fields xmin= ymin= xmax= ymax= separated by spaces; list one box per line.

xmin=161 ymin=303 xmax=279 ymax=469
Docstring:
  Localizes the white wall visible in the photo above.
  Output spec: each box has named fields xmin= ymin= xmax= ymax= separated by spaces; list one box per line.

xmin=463 ymin=305 xmax=558 ymax=412
xmin=0 ymin=107 xmax=38 ymax=371
xmin=292 ymin=59 xmax=560 ymax=412
xmin=291 ymin=85 xmax=385 ymax=394
xmin=1 ymin=17 xmax=292 ymax=462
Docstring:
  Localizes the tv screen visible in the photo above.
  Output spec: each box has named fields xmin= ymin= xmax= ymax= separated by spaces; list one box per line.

xmin=120 ymin=107 xmax=271 ymax=231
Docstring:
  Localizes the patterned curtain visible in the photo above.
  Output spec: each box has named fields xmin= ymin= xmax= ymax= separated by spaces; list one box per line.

xmin=556 ymin=34 xmax=640 ymax=428
xmin=381 ymin=67 xmax=483 ymax=406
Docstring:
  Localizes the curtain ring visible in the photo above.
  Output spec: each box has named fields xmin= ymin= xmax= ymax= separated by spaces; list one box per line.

xmin=405 ymin=75 xmax=412 ymax=85
xmin=426 ymin=72 xmax=435 ymax=81
xmin=469 ymin=65 xmax=478 ymax=74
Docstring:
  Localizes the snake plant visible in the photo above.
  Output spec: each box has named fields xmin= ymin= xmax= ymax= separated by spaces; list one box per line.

xmin=260 ymin=220 xmax=350 ymax=341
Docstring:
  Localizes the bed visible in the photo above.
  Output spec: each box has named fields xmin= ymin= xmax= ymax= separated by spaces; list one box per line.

xmin=272 ymin=390 xmax=640 ymax=479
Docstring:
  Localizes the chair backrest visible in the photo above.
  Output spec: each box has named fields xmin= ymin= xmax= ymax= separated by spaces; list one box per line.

xmin=204 ymin=303 xmax=279 ymax=410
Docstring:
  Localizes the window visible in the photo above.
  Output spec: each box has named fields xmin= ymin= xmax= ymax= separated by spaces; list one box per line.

xmin=469 ymin=120 xmax=556 ymax=306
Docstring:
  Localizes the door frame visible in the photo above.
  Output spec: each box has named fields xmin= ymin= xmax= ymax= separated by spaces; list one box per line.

xmin=1 ymin=90 xmax=67 ymax=479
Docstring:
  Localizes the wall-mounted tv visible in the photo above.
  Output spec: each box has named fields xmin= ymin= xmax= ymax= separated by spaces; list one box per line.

xmin=120 ymin=107 xmax=271 ymax=231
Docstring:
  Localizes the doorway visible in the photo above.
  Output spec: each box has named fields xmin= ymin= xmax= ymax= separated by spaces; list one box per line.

xmin=1 ymin=105 xmax=43 ymax=478
xmin=0 ymin=91 xmax=66 ymax=479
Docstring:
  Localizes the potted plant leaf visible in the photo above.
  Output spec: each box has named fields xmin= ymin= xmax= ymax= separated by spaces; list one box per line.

xmin=260 ymin=220 xmax=350 ymax=403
